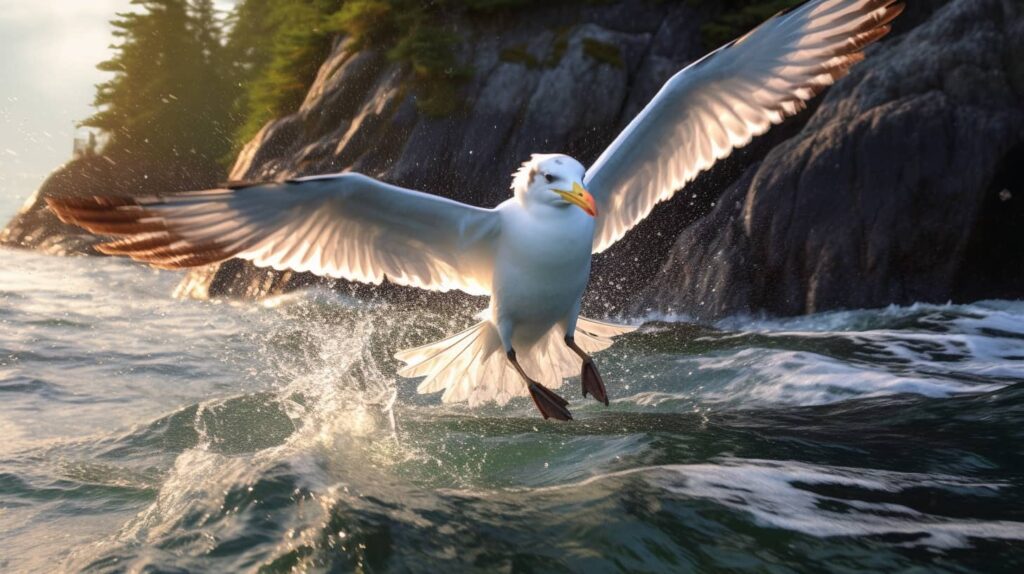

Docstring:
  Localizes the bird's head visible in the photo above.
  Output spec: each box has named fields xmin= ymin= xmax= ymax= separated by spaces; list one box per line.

xmin=511 ymin=154 xmax=596 ymax=217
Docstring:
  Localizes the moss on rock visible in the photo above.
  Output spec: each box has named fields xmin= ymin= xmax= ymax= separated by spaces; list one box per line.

xmin=500 ymin=45 xmax=542 ymax=68
xmin=686 ymin=0 xmax=803 ymax=49
xmin=582 ymin=37 xmax=624 ymax=68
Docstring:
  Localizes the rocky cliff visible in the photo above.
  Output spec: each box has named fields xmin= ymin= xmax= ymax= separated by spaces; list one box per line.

xmin=5 ymin=0 xmax=1021 ymax=319
xmin=174 ymin=0 xmax=719 ymax=303
xmin=0 ymin=154 xmax=219 ymax=255
xmin=178 ymin=0 xmax=1013 ymax=315
xmin=634 ymin=0 xmax=1024 ymax=318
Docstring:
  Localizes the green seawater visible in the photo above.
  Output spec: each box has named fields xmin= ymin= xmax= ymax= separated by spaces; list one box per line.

xmin=1 ymin=247 xmax=1022 ymax=572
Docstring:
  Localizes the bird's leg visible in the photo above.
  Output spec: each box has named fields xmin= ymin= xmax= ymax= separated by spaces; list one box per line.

xmin=565 ymin=336 xmax=609 ymax=406
xmin=507 ymin=349 xmax=572 ymax=421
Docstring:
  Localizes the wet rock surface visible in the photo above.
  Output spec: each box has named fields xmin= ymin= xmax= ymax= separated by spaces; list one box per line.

xmin=633 ymin=0 xmax=1024 ymax=318
xmin=5 ymin=0 xmax=1020 ymax=319
xmin=174 ymin=0 xmax=715 ymax=305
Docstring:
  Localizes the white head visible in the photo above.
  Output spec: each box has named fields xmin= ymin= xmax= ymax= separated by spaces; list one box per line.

xmin=510 ymin=153 xmax=597 ymax=217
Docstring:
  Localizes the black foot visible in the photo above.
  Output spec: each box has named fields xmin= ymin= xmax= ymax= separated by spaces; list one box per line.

xmin=528 ymin=382 xmax=573 ymax=421
xmin=581 ymin=359 xmax=609 ymax=406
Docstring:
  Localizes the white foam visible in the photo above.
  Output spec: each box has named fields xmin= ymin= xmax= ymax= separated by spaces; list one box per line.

xmin=694 ymin=348 xmax=1003 ymax=407
xmin=561 ymin=459 xmax=1024 ymax=548
xmin=709 ymin=301 xmax=1024 ymax=334
xmin=629 ymin=301 xmax=1024 ymax=407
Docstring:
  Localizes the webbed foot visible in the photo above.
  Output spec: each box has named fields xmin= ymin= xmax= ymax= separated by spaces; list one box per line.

xmin=528 ymin=382 xmax=573 ymax=421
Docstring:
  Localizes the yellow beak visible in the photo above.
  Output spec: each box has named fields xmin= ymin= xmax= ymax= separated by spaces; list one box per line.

xmin=555 ymin=182 xmax=598 ymax=217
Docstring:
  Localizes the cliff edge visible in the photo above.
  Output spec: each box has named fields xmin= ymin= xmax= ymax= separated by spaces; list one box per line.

xmin=634 ymin=0 xmax=1024 ymax=318
xmin=4 ymin=0 xmax=1020 ymax=319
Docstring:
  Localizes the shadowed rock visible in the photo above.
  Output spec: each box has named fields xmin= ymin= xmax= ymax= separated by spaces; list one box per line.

xmin=5 ymin=0 xmax=1019 ymax=320
xmin=0 ymin=155 xmax=219 ymax=255
xmin=172 ymin=1 xmax=714 ymax=305
xmin=632 ymin=0 xmax=1024 ymax=318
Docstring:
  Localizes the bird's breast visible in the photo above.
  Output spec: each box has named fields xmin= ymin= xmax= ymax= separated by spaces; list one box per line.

xmin=492 ymin=206 xmax=594 ymax=326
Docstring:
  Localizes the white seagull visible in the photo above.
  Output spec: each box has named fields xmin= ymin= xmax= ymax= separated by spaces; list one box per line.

xmin=50 ymin=0 xmax=903 ymax=420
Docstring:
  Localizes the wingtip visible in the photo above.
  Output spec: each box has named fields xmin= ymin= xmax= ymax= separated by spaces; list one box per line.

xmin=44 ymin=197 xmax=69 ymax=223
xmin=887 ymin=1 xmax=907 ymax=23
xmin=871 ymin=3 xmax=905 ymax=35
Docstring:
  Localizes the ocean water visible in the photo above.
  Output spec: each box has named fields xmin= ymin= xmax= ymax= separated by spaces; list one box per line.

xmin=1 ymin=246 xmax=1023 ymax=572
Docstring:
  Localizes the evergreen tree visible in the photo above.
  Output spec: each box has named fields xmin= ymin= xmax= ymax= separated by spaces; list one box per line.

xmin=225 ymin=0 xmax=279 ymax=80
xmin=85 ymin=0 xmax=367 ymax=164
xmin=184 ymin=0 xmax=240 ymax=162
xmin=84 ymin=0 xmax=236 ymax=167
xmin=227 ymin=0 xmax=341 ymax=147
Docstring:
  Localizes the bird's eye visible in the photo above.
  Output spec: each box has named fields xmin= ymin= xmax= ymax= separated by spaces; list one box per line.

xmin=544 ymin=173 xmax=556 ymax=183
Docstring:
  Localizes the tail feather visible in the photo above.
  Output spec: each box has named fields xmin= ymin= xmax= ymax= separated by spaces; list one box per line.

xmin=395 ymin=321 xmax=485 ymax=380
xmin=395 ymin=316 xmax=636 ymax=407
xmin=577 ymin=316 xmax=637 ymax=348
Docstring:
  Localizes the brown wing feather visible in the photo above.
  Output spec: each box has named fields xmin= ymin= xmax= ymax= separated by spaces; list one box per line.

xmin=45 ymin=173 xmax=500 ymax=296
xmin=47 ymin=196 xmax=242 ymax=268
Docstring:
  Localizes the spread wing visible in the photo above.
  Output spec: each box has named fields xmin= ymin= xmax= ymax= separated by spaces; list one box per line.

xmin=585 ymin=0 xmax=904 ymax=253
xmin=47 ymin=173 xmax=500 ymax=296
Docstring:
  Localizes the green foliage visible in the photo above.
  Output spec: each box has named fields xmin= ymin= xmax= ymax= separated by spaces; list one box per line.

xmin=327 ymin=0 xmax=395 ymax=47
xmin=392 ymin=25 xmax=469 ymax=116
xmin=461 ymin=0 xmax=548 ymax=12
xmin=229 ymin=0 xmax=341 ymax=147
xmin=545 ymin=26 xmax=572 ymax=67
xmin=84 ymin=0 xmax=660 ymax=166
xmin=84 ymin=0 xmax=238 ymax=165
xmin=499 ymin=46 xmax=541 ymax=69
xmin=325 ymin=0 xmax=470 ymax=118
xmin=500 ymin=26 xmax=572 ymax=70
xmin=686 ymin=0 xmax=803 ymax=49
xmin=582 ymin=37 xmax=624 ymax=68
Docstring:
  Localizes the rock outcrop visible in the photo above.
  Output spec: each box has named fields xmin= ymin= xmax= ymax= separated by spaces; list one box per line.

xmin=0 ymin=155 xmax=219 ymax=255
xmin=634 ymin=0 xmax=1024 ymax=318
xmin=5 ymin=0 xmax=1019 ymax=319
xmin=175 ymin=0 xmax=983 ymax=314
xmin=171 ymin=1 xmax=731 ymax=304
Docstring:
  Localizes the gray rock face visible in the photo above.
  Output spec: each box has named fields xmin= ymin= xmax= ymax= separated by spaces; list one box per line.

xmin=8 ymin=0 xmax=1018 ymax=320
xmin=633 ymin=0 xmax=1024 ymax=318
xmin=174 ymin=0 xmax=711 ymax=302
xmin=179 ymin=0 xmax=987 ymax=313
xmin=0 ymin=187 xmax=97 ymax=256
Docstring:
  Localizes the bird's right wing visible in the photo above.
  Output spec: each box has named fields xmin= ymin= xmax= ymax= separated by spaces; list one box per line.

xmin=585 ymin=0 xmax=904 ymax=253
xmin=48 ymin=173 xmax=500 ymax=296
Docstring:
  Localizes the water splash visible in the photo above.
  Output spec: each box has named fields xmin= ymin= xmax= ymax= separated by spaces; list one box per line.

xmin=4 ymin=249 xmax=1024 ymax=572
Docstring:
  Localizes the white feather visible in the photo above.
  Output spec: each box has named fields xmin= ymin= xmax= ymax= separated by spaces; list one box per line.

xmin=395 ymin=315 xmax=635 ymax=406
xmin=51 ymin=0 xmax=898 ymax=410
xmin=585 ymin=0 xmax=902 ymax=253
xmin=139 ymin=173 xmax=500 ymax=295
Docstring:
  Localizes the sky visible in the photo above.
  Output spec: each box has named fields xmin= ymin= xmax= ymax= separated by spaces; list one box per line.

xmin=0 ymin=1 xmax=234 ymax=222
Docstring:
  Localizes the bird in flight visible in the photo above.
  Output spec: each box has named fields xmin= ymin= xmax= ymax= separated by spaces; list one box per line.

xmin=49 ymin=0 xmax=903 ymax=420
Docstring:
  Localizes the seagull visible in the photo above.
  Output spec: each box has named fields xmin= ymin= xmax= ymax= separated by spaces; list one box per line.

xmin=49 ymin=0 xmax=903 ymax=420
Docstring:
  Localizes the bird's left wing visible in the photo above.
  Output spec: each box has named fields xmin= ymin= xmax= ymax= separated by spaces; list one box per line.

xmin=585 ymin=0 xmax=903 ymax=253
xmin=48 ymin=173 xmax=500 ymax=296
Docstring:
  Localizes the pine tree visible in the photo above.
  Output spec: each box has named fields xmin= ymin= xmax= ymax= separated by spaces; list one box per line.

xmin=84 ymin=0 xmax=236 ymax=168
xmin=225 ymin=0 xmax=279 ymax=80
xmin=85 ymin=0 xmax=351 ymax=165
xmin=227 ymin=0 xmax=341 ymax=147
xmin=182 ymin=0 xmax=239 ymax=163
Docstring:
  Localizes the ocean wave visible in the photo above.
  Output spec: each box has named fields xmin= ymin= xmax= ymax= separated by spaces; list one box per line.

xmin=565 ymin=458 xmax=1024 ymax=549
